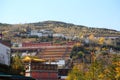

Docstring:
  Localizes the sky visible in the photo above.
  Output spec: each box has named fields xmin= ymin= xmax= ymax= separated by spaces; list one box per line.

xmin=0 ymin=0 xmax=120 ymax=31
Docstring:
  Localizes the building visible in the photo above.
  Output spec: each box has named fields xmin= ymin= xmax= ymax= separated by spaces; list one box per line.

xmin=0 ymin=33 xmax=2 ymax=39
xmin=12 ymin=41 xmax=75 ymax=61
xmin=58 ymin=69 xmax=71 ymax=80
xmin=30 ymin=29 xmax=53 ymax=37
xmin=23 ymin=57 xmax=58 ymax=80
xmin=41 ymin=29 xmax=53 ymax=37
xmin=53 ymin=33 xmax=65 ymax=38
xmin=0 ymin=41 xmax=35 ymax=80
xmin=45 ymin=59 xmax=65 ymax=68
xmin=0 ymin=40 xmax=11 ymax=66
xmin=30 ymin=30 xmax=42 ymax=37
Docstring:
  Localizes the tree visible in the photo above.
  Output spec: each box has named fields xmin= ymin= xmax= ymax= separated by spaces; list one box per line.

xmin=70 ymin=46 xmax=86 ymax=59
xmin=98 ymin=37 xmax=105 ymax=45
xmin=11 ymin=55 xmax=24 ymax=75
xmin=67 ymin=54 xmax=120 ymax=80
xmin=67 ymin=65 xmax=85 ymax=80
xmin=89 ymin=34 xmax=95 ymax=40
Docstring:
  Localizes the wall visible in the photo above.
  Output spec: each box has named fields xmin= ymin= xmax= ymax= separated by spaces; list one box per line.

xmin=0 ymin=43 xmax=11 ymax=65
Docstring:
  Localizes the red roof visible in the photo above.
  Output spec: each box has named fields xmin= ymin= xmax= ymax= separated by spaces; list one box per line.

xmin=0 ymin=40 xmax=11 ymax=47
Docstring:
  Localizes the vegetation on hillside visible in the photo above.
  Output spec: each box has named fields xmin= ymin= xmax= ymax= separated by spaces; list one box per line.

xmin=67 ymin=54 xmax=120 ymax=80
xmin=0 ymin=21 xmax=120 ymax=40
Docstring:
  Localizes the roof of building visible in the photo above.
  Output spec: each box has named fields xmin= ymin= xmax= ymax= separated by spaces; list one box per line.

xmin=0 ymin=40 xmax=11 ymax=47
xmin=22 ymin=56 xmax=46 ymax=62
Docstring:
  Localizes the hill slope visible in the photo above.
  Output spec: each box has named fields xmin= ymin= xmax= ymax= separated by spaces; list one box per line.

xmin=28 ymin=21 xmax=120 ymax=37
xmin=0 ymin=21 xmax=120 ymax=37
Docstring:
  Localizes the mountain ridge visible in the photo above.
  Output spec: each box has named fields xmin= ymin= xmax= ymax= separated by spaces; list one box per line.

xmin=0 ymin=20 xmax=119 ymax=31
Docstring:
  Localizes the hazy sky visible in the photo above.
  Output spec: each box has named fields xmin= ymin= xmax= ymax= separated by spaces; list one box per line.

xmin=0 ymin=0 xmax=120 ymax=31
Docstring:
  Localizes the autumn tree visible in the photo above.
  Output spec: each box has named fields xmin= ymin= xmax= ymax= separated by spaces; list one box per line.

xmin=67 ymin=53 xmax=120 ymax=80
xmin=11 ymin=55 xmax=24 ymax=75
xmin=67 ymin=65 xmax=85 ymax=80
xmin=98 ymin=37 xmax=105 ymax=45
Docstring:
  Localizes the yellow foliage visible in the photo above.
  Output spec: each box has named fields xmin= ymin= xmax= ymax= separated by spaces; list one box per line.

xmin=104 ymin=68 xmax=110 ymax=73
xmin=98 ymin=37 xmax=105 ymax=44
xmin=79 ymin=33 xmax=84 ymax=38
xmin=2 ymin=31 xmax=9 ymax=34
xmin=115 ymin=67 xmax=120 ymax=73
xmin=101 ymin=47 xmax=108 ymax=51
xmin=67 ymin=55 xmax=120 ymax=80
xmin=66 ymin=65 xmax=84 ymax=80
xmin=98 ymin=73 xmax=104 ymax=79
xmin=75 ymin=42 xmax=81 ymax=46
xmin=89 ymin=34 xmax=95 ymax=40
xmin=113 ymin=61 xmax=120 ymax=66
xmin=115 ymin=67 xmax=120 ymax=79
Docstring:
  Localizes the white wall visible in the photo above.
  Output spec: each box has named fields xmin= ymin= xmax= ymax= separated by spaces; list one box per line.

xmin=0 ymin=43 xmax=11 ymax=65
xmin=53 ymin=33 xmax=65 ymax=38
xmin=45 ymin=60 xmax=65 ymax=67
xmin=30 ymin=30 xmax=53 ymax=37
xmin=30 ymin=30 xmax=43 ymax=37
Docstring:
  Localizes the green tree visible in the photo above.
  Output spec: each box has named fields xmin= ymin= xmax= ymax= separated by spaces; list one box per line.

xmin=70 ymin=46 xmax=86 ymax=59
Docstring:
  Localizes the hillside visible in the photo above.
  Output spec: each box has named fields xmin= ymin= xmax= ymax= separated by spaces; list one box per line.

xmin=28 ymin=21 xmax=120 ymax=37
xmin=0 ymin=21 xmax=120 ymax=37
xmin=0 ymin=23 xmax=11 ymax=26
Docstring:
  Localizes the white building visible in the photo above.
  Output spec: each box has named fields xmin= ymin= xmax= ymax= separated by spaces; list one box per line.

xmin=30 ymin=29 xmax=53 ymax=37
xmin=53 ymin=33 xmax=65 ymax=38
xmin=45 ymin=59 xmax=65 ymax=68
xmin=30 ymin=30 xmax=42 ymax=37
xmin=0 ymin=41 xmax=11 ymax=66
